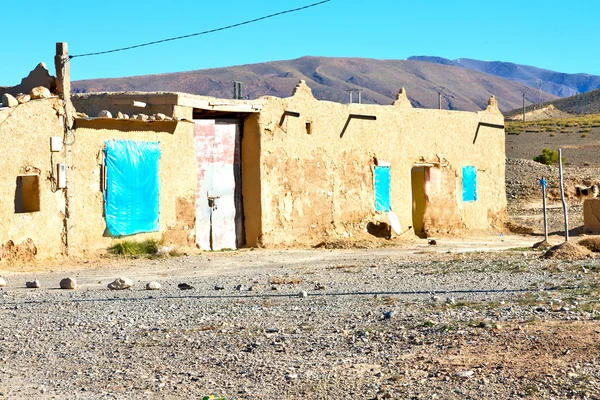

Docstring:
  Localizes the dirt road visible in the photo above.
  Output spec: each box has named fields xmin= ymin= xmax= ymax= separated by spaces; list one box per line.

xmin=1 ymin=236 xmax=600 ymax=399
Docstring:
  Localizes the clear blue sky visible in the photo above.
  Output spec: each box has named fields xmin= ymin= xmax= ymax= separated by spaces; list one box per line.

xmin=2 ymin=0 xmax=599 ymax=85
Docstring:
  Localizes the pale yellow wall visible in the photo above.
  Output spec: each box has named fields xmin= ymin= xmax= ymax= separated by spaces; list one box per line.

xmin=0 ymin=98 xmax=67 ymax=257
xmin=251 ymin=82 xmax=506 ymax=246
xmin=70 ymin=119 xmax=197 ymax=255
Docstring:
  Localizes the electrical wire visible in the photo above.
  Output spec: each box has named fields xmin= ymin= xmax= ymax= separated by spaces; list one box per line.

xmin=69 ymin=0 xmax=331 ymax=59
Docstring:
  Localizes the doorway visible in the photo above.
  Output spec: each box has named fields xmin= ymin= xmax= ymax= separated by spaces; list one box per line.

xmin=411 ymin=166 xmax=427 ymax=238
xmin=193 ymin=119 xmax=244 ymax=250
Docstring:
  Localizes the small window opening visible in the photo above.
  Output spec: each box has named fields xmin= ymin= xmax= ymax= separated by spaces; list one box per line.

xmin=15 ymin=175 xmax=40 ymax=213
xmin=305 ymin=122 xmax=312 ymax=135
xmin=462 ymin=165 xmax=477 ymax=202
xmin=374 ymin=165 xmax=391 ymax=212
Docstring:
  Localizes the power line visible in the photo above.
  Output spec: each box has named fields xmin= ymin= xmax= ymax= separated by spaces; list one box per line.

xmin=69 ymin=0 xmax=332 ymax=60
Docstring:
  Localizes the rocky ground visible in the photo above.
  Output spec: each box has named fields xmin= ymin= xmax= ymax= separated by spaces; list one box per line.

xmin=1 ymin=158 xmax=600 ymax=399
xmin=505 ymin=157 xmax=600 ymax=236
xmin=1 ymin=243 xmax=600 ymax=399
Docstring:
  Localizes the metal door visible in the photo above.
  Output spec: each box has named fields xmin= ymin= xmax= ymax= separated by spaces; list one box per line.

xmin=193 ymin=119 xmax=242 ymax=250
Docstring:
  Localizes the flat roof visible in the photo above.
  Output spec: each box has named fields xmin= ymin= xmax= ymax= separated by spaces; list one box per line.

xmin=72 ymin=91 xmax=264 ymax=113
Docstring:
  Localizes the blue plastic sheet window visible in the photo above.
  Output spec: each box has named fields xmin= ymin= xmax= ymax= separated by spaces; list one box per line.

xmin=104 ymin=140 xmax=161 ymax=236
xmin=462 ymin=165 xmax=477 ymax=202
xmin=374 ymin=166 xmax=391 ymax=212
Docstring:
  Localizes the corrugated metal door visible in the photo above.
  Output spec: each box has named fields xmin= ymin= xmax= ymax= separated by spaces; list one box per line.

xmin=193 ymin=119 xmax=242 ymax=250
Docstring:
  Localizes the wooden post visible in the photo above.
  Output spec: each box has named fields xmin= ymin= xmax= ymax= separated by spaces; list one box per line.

xmin=54 ymin=42 xmax=75 ymax=255
xmin=540 ymin=177 xmax=548 ymax=242
xmin=558 ymin=149 xmax=569 ymax=242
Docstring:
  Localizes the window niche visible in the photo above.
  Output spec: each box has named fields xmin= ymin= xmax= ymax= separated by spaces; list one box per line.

xmin=15 ymin=175 xmax=41 ymax=213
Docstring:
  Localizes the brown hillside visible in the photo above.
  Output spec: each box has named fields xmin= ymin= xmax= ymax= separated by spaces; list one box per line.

xmin=72 ymin=56 xmax=558 ymax=112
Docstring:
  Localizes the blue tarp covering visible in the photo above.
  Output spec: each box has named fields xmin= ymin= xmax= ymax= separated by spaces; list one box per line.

xmin=374 ymin=166 xmax=391 ymax=212
xmin=104 ymin=140 xmax=160 ymax=236
xmin=462 ymin=165 xmax=477 ymax=202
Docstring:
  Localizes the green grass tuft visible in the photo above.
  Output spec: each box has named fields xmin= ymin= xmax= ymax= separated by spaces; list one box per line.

xmin=108 ymin=239 xmax=159 ymax=256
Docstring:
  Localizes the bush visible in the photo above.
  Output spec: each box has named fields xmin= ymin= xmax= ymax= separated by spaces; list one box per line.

xmin=108 ymin=239 xmax=159 ymax=256
xmin=533 ymin=148 xmax=562 ymax=165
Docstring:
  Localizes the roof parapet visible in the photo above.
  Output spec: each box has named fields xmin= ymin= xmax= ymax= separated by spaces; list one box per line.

xmin=485 ymin=95 xmax=501 ymax=114
xmin=292 ymin=80 xmax=316 ymax=100
xmin=392 ymin=87 xmax=412 ymax=109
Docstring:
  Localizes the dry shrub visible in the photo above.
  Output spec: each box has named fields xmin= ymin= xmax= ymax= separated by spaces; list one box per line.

xmin=270 ymin=276 xmax=303 ymax=285
xmin=314 ymin=239 xmax=381 ymax=249
xmin=506 ymin=222 xmax=534 ymax=235
xmin=578 ymin=237 xmax=600 ymax=252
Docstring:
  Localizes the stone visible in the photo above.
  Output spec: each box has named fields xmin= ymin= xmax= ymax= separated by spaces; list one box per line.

xmin=122 ymin=114 xmax=129 ymax=119
xmin=107 ymin=277 xmax=132 ymax=290
xmin=26 ymin=280 xmax=40 ymax=288
xmin=146 ymin=281 xmax=161 ymax=290
xmin=116 ymin=111 xmax=124 ymax=119
xmin=155 ymin=113 xmax=166 ymax=121
xmin=298 ymin=290 xmax=308 ymax=298
xmin=214 ymin=284 xmax=225 ymax=291
xmin=178 ymin=283 xmax=193 ymax=290
xmin=2 ymin=93 xmax=18 ymax=107
xmin=30 ymin=86 xmax=51 ymax=99
xmin=156 ymin=246 xmax=173 ymax=256
xmin=314 ymin=282 xmax=326 ymax=290
xmin=59 ymin=277 xmax=77 ymax=290
xmin=136 ymin=114 xmax=148 ymax=121
xmin=383 ymin=310 xmax=395 ymax=320
xmin=15 ymin=94 xmax=30 ymax=104
xmin=98 ymin=110 xmax=112 ymax=118
xmin=454 ymin=370 xmax=474 ymax=378
xmin=0 ymin=277 xmax=6 ymax=287
xmin=234 ymin=284 xmax=247 ymax=291
xmin=284 ymin=372 xmax=298 ymax=381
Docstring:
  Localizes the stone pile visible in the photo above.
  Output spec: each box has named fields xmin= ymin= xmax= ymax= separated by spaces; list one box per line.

xmin=97 ymin=110 xmax=175 ymax=122
xmin=2 ymin=85 xmax=53 ymax=108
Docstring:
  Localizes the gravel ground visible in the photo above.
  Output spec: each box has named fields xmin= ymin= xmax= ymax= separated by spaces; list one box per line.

xmin=1 ymin=158 xmax=600 ymax=399
xmin=2 ymin=245 xmax=600 ymax=399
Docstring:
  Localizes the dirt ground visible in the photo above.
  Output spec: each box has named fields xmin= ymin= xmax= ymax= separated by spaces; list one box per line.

xmin=2 ymin=236 xmax=600 ymax=399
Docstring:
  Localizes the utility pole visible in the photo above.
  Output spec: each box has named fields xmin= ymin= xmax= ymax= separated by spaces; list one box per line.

xmin=347 ymin=88 xmax=362 ymax=104
xmin=558 ymin=148 xmax=569 ymax=242
xmin=535 ymin=79 xmax=543 ymax=108
xmin=233 ymin=81 xmax=243 ymax=100
xmin=436 ymin=87 xmax=445 ymax=110
xmin=521 ymin=89 xmax=528 ymax=122
xmin=54 ymin=42 xmax=75 ymax=255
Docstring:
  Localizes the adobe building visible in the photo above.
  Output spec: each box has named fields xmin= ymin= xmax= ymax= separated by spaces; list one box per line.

xmin=242 ymin=81 xmax=506 ymax=246
xmin=0 ymin=90 xmax=198 ymax=259
xmin=72 ymin=81 xmax=507 ymax=250
xmin=1 ymin=60 xmax=506 ymax=259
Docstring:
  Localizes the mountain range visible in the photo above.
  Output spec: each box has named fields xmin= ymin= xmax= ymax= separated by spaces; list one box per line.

xmin=408 ymin=56 xmax=600 ymax=98
xmin=70 ymin=56 xmax=600 ymax=113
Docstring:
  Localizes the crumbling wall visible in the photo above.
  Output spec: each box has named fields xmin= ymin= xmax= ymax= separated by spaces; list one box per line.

xmin=0 ymin=63 xmax=56 ymax=98
xmin=0 ymin=98 xmax=67 ymax=259
xmin=251 ymin=81 xmax=506 ymax=246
